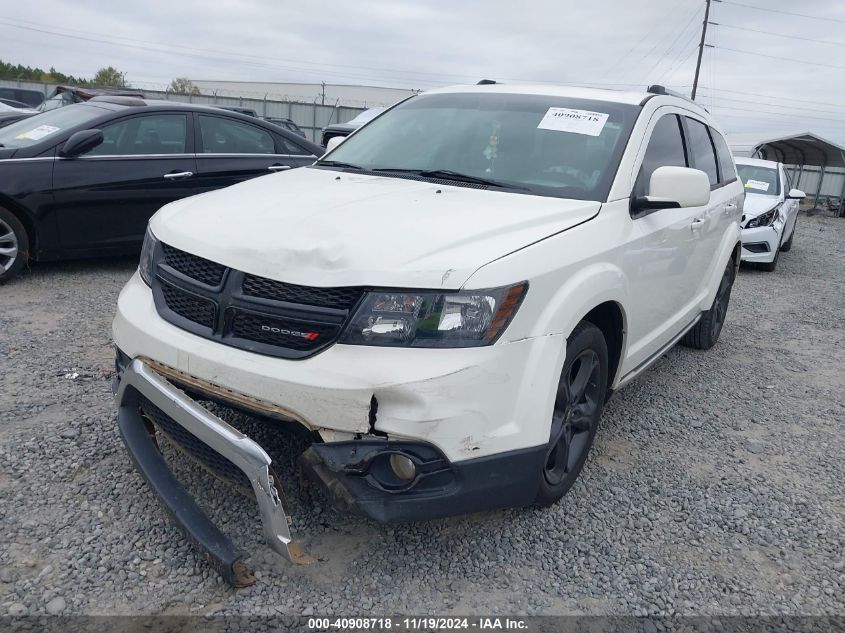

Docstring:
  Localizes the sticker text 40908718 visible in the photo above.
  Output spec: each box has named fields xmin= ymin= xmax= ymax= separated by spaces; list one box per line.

xmin=537 ymin=108 xmax=609 ymax=136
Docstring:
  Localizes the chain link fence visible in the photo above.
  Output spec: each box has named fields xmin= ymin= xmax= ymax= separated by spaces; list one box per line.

xmin=0 ymin=79 xmax=368 ymax=143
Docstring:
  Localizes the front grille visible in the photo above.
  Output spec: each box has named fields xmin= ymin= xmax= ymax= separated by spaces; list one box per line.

xmin=230 ymin=309 xmax=341 ymax=351
xmin=152 ymin=243 xmax=359 ymax=359
xmin=162 ymin=243 xmax=226 ymax=287
xmin=160 ymin=281 xmax=216 ymax=329
xmin=243 ymin=275 xmax=363 ymax=310
xmin=138 ymin=396 xmax=250 ymax=490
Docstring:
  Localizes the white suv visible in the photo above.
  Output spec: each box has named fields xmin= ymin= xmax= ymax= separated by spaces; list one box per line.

xmin=112 ymin=83 xmax=743 ymax=585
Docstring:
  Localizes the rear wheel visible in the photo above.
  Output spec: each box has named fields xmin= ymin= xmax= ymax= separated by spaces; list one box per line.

xmin=681 ymin=258 xmax=735 ymax=350
xmin=0 ymin=208 xmax=28 ymax=284
xmin=535 ymin=322 xmax=608 ymax=506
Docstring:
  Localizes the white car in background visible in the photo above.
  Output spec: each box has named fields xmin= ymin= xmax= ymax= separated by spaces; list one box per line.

xmin=735 ymin=157 xmax=805 ymax=271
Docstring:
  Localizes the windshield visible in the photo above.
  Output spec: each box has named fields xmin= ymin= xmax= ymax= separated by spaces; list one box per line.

xmin=737 ymin=164 xmax=780 ymax=196
xmin=347 ymin=107 xmax=385 ymax=125
xmin=322 ymin=92 xmax=639 ymax=200
xmin=0 ymin=104 xmax=104 ymax=149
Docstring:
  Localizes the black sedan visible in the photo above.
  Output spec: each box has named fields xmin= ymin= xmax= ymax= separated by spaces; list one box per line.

xmin=0 ymin=96 xmax=324 ymax=283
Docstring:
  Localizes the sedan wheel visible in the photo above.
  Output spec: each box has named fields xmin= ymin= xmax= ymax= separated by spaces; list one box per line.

xmin=0 ymin=209 xmax=28 ymax=283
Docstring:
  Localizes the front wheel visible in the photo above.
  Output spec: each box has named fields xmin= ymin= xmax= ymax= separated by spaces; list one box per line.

xmin=780 ymin=220 xmax=796 ymax=252
xmin=0 ymin=208 xmax=28 ymax=284
xmin=535 ymin=321 xmax=608 ymax=506
xmin=680 ymin=257 xmax=735 ymax=350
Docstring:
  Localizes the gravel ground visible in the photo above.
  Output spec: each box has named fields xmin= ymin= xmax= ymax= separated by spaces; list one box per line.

xmin=0 ymin=213 xmax=843 ymax=618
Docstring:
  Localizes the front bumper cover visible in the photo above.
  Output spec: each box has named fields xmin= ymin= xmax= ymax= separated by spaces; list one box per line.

xmin=115 ymin=358 xmax=313 ymax=586
xmin=115 ymin=355 xmax=546 ymax=585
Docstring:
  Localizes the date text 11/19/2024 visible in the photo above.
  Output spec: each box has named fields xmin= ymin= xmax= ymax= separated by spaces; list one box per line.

xmin=306 ymin=617 xmax=529 ymax=630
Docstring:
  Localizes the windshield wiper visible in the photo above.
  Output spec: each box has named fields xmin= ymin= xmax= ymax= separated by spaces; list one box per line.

xmin=373 ymin=168 xmax=526 ymax=190
xmin=314 ymin=160 xmax=365 ymax=170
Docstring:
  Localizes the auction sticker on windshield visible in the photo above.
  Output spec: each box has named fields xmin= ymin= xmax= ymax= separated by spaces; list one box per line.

xmin=537 ymin=108 xmax=609 ymax=136
xmin=745 ymin=179 xmax=770 ymax=192
xmin=15 ymin=125 xmax=61 ymax=141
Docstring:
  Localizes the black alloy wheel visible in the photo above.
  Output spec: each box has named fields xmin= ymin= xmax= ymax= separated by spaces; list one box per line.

xmin=536 ymin=322 xmax=607 ymax=505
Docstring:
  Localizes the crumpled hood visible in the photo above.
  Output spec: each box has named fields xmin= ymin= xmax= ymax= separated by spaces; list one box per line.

xmin=743 ymin=193 xmax=780 ymax=218
xmin=151 ymin=167 xmax=601 ymax=289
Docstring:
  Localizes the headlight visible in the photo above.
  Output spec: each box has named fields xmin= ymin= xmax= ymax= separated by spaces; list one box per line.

xmin=746 ymin=206 xmax=779 ymax=229
xmin=339 ymin=282 xmax=527 ymax=348
xmin=138 ymin=227 xmax=159 ymax=287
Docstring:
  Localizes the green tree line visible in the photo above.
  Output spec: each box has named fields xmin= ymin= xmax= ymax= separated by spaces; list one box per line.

xmin=0 ymin=60 xmax=201 ymax=94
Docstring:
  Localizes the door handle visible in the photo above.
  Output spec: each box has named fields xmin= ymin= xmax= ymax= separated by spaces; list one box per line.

xmin=163 ymin=171 xmax=194 ymax=180
xmin=268 ymin=164 xmax=291 ymax=171
xmin=690 ymin=218 xmax=706 ymax=231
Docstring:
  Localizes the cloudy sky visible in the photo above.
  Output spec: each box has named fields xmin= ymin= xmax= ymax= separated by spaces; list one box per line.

xmin=4 ymin=0 xmax=845 ymax=143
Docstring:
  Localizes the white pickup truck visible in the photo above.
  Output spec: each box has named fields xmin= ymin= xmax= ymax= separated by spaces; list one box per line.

xmin=112 ymin=82 xmax=743 ymax=585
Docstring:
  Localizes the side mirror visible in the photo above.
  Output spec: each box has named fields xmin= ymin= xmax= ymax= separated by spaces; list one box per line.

xmin=787 ymin=188 xmax=805 ymax=199
xmin=59 ymin=129 xmax=104 ymax=158
xmin=633 ymin=166 xmax=711 ymax=213
xmin=324 ymin=135 xmax=346 ymax=153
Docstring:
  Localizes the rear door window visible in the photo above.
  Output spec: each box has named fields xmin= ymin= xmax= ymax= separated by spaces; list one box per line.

xmin=710 ymin=129 xmax=737 ymax=185
xmin=633 ymin=114 xmax=687 ymax=197
xmin=85 ymin=114 xmax=188 ymax=156
xmin=684 ymin=117 xmax=719 ymax=186
xmin=198 ymin=115 xmax=275 ymax=154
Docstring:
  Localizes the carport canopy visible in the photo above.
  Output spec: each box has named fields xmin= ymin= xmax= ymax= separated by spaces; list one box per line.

xmin=753 ymin=132 xmax=845 ymax=169
xmin=753 ymin=133 xmax=845 ymax=207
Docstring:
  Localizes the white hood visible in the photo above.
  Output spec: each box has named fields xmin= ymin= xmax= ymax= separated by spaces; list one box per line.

xmin=151 ymin=167 xmax=600 ymax=289
xmin=743 ymin=192 xmax=780 ymax=218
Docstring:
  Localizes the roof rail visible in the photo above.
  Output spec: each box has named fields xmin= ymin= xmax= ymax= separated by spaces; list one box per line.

xmin=477 ymin=79 xmax=497 ymax=85
xmin=646 ymin=85 xmax=707 ymax=110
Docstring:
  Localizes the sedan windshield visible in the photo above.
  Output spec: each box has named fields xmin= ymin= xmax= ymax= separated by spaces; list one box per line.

xmin=320 ymin=92 xmax=639 ymax=201
xmin=737 ymin=164 xmax=780 ymax=196
xmin=0 ymin=104 xmax=105 ymax=149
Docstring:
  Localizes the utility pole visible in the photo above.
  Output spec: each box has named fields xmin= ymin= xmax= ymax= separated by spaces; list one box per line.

xmin=691 ymin=0 xmax=712 ymax=101
xmin=321 ymin=81 xmax=326 ymax=105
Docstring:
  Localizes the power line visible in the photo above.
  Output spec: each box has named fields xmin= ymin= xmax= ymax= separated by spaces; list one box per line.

xmin=656 ymin=41 xmax=699 ymax=84
xmin=716 ymin=0 xmax=845 ymax=24
xmin=709 ymin=103 xmax=845 ymax=125
xmin=698 ymin=93 xmax=845 ymax=117
xmin=0 ymin=18 xmax=661 ymax=91
xmin=619 ymin=0 xmax=701 ymax=83
xmin=700 ymin=85 xmax=845 ymax=110
xmin=711 ymin=45 xmax=845 ymax=71
xmin=710 ymin=22 xmax=845 ymax=47
xmin=641 ymin=2 xmax=704 ymax=84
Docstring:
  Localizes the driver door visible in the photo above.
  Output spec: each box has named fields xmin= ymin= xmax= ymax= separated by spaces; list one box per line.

xmin=52 ymin=112 xmax=197 ymax=252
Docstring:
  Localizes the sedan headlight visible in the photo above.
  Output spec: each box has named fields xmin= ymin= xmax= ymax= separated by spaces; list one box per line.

xmin=340 ymin=282 xmax=527 ymax=348
xmin=746 ymin=206 xmax=779 ymax=229
xmin=138 ymin=227 xmax=159 ymax=287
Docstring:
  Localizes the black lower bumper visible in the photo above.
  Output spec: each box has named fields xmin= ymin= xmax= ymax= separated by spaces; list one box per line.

xmin=300 ymin=440 xmax=546 ymax=523
xmin=117 ymin=401 xmax=254 ymax=587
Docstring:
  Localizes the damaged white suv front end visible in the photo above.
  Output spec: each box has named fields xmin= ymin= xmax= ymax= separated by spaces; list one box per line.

xmin=112 ymin=84 xmax=743 ymax=585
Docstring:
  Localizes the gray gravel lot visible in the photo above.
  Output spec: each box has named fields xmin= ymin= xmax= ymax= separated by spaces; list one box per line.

xmin=0 ymin=213 xmax=843 ymax=618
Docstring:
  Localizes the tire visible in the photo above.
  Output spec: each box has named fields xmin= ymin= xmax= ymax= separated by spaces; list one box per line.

xmin=0 ymin=207 xmax=28 ymax=284
xmin=780 ymin=221 xmax=796 ymax=252
xmin=681 ymin=258 xmax=735 ymax=350
xmin=535 ymin=321 xmax=608 ymax=506
xmin=758 ymin=237 xmax=781 ymax=272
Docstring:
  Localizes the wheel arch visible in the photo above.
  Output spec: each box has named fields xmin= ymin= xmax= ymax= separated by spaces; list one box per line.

xmin=580 ymin=301 xmax=626 ymax=393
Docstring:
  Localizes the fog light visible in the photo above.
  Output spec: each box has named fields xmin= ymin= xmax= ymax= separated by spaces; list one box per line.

xmin=389 ymin=454 xmax=416 ymax=481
